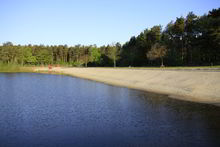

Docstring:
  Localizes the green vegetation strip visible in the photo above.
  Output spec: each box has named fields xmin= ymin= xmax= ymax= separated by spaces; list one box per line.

xmin=0 ymin=63 xmax=32 ymax=73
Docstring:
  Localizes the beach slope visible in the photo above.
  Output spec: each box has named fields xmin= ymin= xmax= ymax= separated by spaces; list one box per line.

xmin=35 ymin=67 xmax=220 ymax=105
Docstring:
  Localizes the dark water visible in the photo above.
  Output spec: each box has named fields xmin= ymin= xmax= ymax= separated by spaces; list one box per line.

xmin=0 ymin=73 xmax=220 ymax=147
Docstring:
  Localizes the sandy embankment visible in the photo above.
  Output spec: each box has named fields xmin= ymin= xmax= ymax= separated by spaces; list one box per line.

xmin=34 ymin=67 xmax=220 ymax=105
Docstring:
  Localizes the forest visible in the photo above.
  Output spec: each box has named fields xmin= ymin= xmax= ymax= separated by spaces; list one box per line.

xmin=0 ymin=8 xmax=219 ymax=67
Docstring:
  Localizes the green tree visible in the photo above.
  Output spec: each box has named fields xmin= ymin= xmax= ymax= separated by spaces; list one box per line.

xmin=89 ymin=46 xmax=101 ymax=66
xmin=18 ymin=46 xmax=36 ymax=65
xmin=174 ymin=17 xmax=185 ymax=63
xmin=23 ymin=47 xmax=37 ymax=64
xmin=185 ymin=12 xmax=198 ymax=65
xmin=82 ymin=46 xmax=89 ymax=67
xmin=2 ymin=42 xmax=14 ymax=64
xmin=107 ymin=43 xmax=120 ymax=67
xmin=36 ymin=49 xmax=52 ymax=65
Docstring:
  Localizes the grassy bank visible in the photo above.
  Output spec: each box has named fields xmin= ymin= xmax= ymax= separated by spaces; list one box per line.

xmin=105 ymin=65 xmax=220 ymax=70
xmin=0 ymin=63 xmax=33 ymax=72
xmin=1 ymin=63 xmax=220 ymax=72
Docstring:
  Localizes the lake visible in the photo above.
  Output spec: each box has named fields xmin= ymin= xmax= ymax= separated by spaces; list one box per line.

xmin=0 ymin=73 xmax=220 ymax=147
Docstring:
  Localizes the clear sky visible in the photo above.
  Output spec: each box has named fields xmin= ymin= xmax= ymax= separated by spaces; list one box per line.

xmin=0 ymin=0 xmax=219 ymax=46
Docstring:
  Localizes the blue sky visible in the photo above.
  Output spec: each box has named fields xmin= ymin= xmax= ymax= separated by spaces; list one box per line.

xmin=0 ymin=0 xmax=219 ymax=46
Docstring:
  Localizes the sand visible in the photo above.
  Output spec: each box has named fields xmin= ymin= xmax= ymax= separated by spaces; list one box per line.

xmin=34 ymin=67 xmax=220 ymax=105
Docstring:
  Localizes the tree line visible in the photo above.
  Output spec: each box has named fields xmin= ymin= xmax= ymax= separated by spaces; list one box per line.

xmin=0 ymin=8 xmax=219 ymax=67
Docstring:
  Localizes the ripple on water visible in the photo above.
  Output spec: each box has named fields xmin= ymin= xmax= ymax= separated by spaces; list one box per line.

xmin=0 ymin=73 xmax=220 ymax=147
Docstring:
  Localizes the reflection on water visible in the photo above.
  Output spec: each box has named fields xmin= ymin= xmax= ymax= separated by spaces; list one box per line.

xmin=0 ymin=73 xmax=220 ymax=147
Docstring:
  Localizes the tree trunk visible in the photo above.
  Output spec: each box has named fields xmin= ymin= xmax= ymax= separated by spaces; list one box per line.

xmin=114 ymin=56 xmax=116 ymax=67
xmin=181 ymin=36 xmax=184 ymax=63
xmin=52 ymin=52 xmax=54 ymax=65
xmin=161 ymin=57 xmax=164 ymax=67
xmin=85 ymin=56 xmax=88 ymax=67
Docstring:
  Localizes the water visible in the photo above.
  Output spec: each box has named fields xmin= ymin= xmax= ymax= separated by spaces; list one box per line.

xmin=0 ymin=73 xmax=220 ymax=147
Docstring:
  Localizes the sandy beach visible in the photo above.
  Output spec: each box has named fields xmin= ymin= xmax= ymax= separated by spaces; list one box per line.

xmin=34 ymin=67 xmax=220 ymax=105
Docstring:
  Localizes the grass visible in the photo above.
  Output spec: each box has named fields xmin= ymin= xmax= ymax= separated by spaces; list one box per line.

xmin=129 ymin=65 xmax=220 ymax=69
xmin=1 ymin=63 xmax=220 ymax=73
xmin=0 ymin=63 xmax=33 ymax=72
xmin=84 ymin=65 xmax=220 ymax=70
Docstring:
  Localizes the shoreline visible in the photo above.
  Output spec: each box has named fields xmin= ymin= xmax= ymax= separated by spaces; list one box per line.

xmin=33 ymin=67 xmax=220 ymax=106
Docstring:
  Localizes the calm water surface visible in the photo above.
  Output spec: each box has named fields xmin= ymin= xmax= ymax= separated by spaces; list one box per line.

xmin=0 ymin=73 xmax=220 ymax=147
